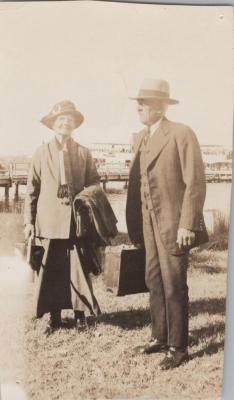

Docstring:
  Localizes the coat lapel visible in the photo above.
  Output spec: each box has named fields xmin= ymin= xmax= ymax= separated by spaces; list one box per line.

xmin=47 ymin=138 xmax=60 ymax=183
xmin=69 ymin=138 xmax=84 ymax=173
xmin=67 ymin=137 xmax=78 ymax=168
xmin=68 ymin=138 xmax=87 ymax=192
xmin=146 ymin=119 xmax=170 ymax=169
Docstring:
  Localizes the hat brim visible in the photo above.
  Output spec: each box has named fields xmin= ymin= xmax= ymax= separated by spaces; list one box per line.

xmin=40 ymin=110 xmax=84 ymax=130
xmin=129 ymin=96 xmax=179 ymax=105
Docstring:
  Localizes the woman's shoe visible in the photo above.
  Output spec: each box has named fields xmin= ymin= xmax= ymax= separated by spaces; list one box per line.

xmin=44 ymin=324 xmax=58 ymax=336
xmin=76 ymin=317 xmax=88 ymax=331
xmin=44 ymin=311 xmax=62 ymax=336
xmin=74 ymin=310 xmax=88 ymax=331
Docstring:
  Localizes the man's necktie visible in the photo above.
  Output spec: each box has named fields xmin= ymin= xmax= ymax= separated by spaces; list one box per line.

xmin=144 ymin=126 xmax=151 ymax=145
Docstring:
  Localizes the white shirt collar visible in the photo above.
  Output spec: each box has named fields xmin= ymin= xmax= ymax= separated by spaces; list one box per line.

xmin=148 ymin=118 xmax=162 ymax=136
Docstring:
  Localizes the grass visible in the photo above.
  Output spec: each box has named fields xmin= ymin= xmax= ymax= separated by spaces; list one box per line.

xmin=2 ymin=254 xmax=227 ymax=399
xmin=20 ymin=248 xmax=227 ymax=400
xmin=0 ymin=212 xmax=25 ymax=255
xmin=0 ymin=213 xmax=228 ymax=399
xmin=206 ymin=211 xmax=229 ymax=251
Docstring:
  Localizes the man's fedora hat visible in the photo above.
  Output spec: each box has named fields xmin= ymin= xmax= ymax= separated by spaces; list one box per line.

xmin=41 ymin=100 xmax=84 ymax=130
xmin=129 ymin=79 xmax=179 ymax=105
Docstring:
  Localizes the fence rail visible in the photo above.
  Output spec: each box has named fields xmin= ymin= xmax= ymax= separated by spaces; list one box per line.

xmin=0 ymin=162 xmax=232 ymax=189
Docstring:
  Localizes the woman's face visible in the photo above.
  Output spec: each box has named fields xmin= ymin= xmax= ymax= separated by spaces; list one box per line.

xmin=52 ymin=113 xmax=76 ymax=137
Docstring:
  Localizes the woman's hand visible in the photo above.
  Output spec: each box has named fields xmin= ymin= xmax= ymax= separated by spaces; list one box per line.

xmin=24 ymin=224 xmax=35 ymax=241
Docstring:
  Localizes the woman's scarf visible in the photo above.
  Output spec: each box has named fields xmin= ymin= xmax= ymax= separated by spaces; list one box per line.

xmin=57 ymin=139 xmax=74 ymax=204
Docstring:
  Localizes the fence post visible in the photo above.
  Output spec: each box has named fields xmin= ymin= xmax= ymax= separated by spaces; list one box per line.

xmin=14 ymin=183 xmax=19 ymax=201
xmin=4 ymin=185 xmax=9 ymax=208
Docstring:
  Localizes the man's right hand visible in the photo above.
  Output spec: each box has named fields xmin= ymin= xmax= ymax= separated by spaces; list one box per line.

xmin=24 ymin=224 xmax=35 ymax=241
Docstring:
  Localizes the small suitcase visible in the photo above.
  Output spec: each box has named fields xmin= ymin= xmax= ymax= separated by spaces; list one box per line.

xmin=102 ymin=245 xmax=148 ymax=296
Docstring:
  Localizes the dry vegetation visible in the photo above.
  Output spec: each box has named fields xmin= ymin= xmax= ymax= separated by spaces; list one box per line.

xmin=0 ymin=212 xmax=228 ymax=400
xmin=207 ymin=211 xmax=230 ymax=251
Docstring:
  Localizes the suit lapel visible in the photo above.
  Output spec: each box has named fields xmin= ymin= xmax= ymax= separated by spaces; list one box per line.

xmin=146 ymin=119 xmax=170 ymax=169
xmin=134 ymin=129 xmax=147 ymax=154
xmin=130 ymin=129 xmax=147 ymax=170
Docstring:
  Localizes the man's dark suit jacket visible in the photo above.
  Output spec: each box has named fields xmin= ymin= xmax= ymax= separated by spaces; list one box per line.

xmin=126 ymin=117 xmax=207 ymax=255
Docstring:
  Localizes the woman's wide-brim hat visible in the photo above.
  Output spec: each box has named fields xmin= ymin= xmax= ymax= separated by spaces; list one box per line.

xmin=41 ymin=100 xmax=84 ymax=130
xmin=129 ymin=78 xmax=179 ymax=105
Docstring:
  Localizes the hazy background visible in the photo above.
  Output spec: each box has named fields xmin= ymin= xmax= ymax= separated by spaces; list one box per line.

xmin=0 ymin=1 xmax=233 ymax=155
xmin=0 ymin=3 xmax=233 ymax=399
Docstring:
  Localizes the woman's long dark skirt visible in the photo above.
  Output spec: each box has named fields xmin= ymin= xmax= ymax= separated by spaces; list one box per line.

xmin=34 ymin=239 xmax=100 ymax=318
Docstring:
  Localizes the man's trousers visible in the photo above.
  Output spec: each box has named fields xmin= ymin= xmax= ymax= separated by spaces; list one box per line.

xmin=142 ymin=207 xmax=189 ymax=348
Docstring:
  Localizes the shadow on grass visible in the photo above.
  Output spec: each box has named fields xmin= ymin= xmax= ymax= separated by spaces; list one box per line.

xmin=189 ymin=336 xmax=225 ymax=360
xmin=189 ymin=248 xmax=227 ymax=274
xmin=99 ymin=308 xmax=225 ymax=361
xmin=188 ymin=308 xmax=225 ymax=360
xmin=192 ymin=265 xmax=226 ymax=274
xmin=190 ymin=297 xmax=226 ymax=317
xmin=99 ymin=297 xmax=226 ymax=330
xmin=99 ymin=308 xmax=151 ymax=330
xmin=189 ymin=321 xmax=225 ymax=346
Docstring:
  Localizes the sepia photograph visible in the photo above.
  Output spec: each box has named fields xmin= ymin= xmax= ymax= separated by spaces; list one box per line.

xmin=0 ymin=1 xmax=233 ymax=399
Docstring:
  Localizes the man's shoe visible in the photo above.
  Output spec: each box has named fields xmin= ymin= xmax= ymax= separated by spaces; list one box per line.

xmin=158 ymin=347 xmax=189 ymax=370
xmin=133 ymin=338 xmax=167 ymax=355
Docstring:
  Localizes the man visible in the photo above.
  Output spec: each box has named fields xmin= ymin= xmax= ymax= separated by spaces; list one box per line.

xmin=126 ymin=79 xmax=208 ymax=369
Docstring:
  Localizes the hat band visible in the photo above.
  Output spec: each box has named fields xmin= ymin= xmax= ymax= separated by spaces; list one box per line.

xmin=52 ymin=106 xmax=76 ymax=117
xmin=138 ymin=89 xmax=169 ymax=98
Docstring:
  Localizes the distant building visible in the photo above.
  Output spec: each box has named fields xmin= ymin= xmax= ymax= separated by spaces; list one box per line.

xmin=200 ymin=145 xmax=232 ymax=164
xmin=89 ymin=142 xmax=132 ymax=154
xmin=90 ymin=142 xmax=232 ymax=166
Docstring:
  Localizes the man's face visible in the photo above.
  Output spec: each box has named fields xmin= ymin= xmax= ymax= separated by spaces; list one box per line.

xmin=52 ymin=113 xmax=76 ymax=137
xmin=137 ymin=99 xmax=167 ymax=126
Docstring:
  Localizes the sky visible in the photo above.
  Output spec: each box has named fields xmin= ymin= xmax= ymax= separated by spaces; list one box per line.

xmin=0 ymin=1 xmax=233 ymax=155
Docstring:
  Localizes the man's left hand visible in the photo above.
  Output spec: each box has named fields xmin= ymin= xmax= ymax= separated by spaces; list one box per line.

xmin=177 ymin=228 xmax=195 ymax=249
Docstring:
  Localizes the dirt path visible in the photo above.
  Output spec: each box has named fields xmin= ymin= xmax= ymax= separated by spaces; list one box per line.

xmin=0 ymin=254 xmax=31 ymax=399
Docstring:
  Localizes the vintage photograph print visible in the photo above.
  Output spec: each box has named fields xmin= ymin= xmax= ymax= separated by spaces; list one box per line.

xmin=0 ymin=1 xmax=233 ymax=399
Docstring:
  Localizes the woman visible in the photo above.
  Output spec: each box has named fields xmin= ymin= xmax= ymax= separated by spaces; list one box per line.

xmin=24 ymin=100 xmax=101 ymax=334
